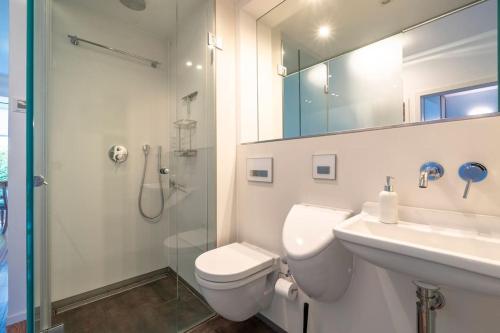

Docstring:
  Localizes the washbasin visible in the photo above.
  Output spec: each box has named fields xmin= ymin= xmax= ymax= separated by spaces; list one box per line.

xmin=334 ymin=202 xmax=500 ymax=296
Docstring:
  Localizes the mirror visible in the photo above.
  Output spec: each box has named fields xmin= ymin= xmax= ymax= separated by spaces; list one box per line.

xmin=255 ymin=0 xmax=497 ymax=141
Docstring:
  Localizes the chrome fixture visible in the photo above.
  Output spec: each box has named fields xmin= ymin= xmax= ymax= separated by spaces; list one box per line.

xmin=108 ymin=145 xmax=128 ymax=164
xmin=120 ymin=0 xmax=146 ymax=11
xmin=414 ymin=281 xmax=445 ymax=333
xmin=68 ymin=35 xmax=160 ymax=68
xmin=419 ymin=162 xmax=444 ymax=188
xmin=138 ymin=145 xmax=166 ymax=222
xmin=459 ymin=162 xmax=487 ymax=199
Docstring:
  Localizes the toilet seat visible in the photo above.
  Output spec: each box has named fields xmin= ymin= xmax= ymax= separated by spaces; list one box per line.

xmin=195 ymin=242 xmax=277 ymax=283
xmin=194 ymin=242 xmax=280 ymax=321
xmin=196 ymin=265 xmax=276 ymax=290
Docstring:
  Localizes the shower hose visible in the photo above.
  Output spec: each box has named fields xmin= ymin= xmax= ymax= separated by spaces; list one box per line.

xmin=138 ymin=144 xmax=165 ymax=222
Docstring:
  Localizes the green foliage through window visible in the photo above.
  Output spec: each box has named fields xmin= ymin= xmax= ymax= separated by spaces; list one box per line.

xmin=0 ymin=147 xmax=7 ymax=182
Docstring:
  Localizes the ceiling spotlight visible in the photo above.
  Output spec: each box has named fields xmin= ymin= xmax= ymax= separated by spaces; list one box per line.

xmin=318 ymin=26 xmax=331 ymax=38
xmin=196 ymin=65 xmax=203 ymax=70
xmin=186 ymin=61 xmax=193 ymax=67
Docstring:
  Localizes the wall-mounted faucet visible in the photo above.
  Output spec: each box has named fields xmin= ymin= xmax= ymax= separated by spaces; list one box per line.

xmin=459 ymin=162 xmax=487 ymax=199
xmin=419 ymin=162 xmax=444 ymax=188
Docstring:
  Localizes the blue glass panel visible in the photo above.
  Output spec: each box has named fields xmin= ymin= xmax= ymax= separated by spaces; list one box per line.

xmin=300 ymin=63 xmax=327 ymax=136
xmin=283 ymin=73 xmax=300 ymax=138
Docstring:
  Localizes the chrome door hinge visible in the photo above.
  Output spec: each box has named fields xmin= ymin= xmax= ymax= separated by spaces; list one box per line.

xmin=208 ymin=32 xmax=223 ymax=51
xmin=34 ymin=175 xmax=48 ymax=187
xmin=277 ymin=64 xmax=287 ymax=77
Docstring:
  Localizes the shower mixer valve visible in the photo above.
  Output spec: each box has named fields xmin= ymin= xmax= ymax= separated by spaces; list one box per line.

xmin=108 ymin=145 xmax=128 ymax=164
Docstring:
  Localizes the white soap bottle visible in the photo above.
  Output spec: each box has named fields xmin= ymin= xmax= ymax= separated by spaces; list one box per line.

xmin=379 ymin=176 xmax=399 ymax=224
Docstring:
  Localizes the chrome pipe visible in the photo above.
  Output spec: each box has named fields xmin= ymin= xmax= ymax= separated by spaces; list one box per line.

xmin=414 ymin=282 xmax=445 ymax=333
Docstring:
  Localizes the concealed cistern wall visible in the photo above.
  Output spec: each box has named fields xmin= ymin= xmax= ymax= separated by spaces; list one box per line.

xmin=236 ymin=116 xmax=500 ymax=333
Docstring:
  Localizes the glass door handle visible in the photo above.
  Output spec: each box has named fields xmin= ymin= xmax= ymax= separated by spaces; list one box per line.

xmin=34 ymin=175 xmax=48 ymax=187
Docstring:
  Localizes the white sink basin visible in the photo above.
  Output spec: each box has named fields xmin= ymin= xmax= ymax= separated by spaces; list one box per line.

xmin=334 ymin=202 xmax=500 ymax=296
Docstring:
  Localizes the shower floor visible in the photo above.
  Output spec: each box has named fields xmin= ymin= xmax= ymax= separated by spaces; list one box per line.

xmin=52 ymin=272 xmax=214 ymax=333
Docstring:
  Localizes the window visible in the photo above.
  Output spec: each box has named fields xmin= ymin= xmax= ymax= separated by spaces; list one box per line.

xmin=421 ymin=82 xmax=498 ymax=121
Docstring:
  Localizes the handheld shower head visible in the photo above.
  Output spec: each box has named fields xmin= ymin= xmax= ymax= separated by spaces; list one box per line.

xmin=142 ymin=144 xmax=151 ymax=155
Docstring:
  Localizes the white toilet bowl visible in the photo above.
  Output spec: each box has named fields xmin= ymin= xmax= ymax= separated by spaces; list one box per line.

xmin=282 ymin=204 xmax=353 ymax=302
xmin=195 ymin=242 xmax=279 ymax=321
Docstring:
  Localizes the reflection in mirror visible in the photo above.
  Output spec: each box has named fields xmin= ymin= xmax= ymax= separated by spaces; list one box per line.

xmin=255 ymin=0 xmax=497 ymax=142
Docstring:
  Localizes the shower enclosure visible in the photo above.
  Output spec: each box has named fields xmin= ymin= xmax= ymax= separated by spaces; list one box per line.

xmin=28 ymin=0 xmax=217 ymax=332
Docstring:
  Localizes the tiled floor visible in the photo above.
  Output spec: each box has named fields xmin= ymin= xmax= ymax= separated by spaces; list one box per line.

xmin=5 ymin=272 xmax=279 ymax=333
xmin=53 ymin=274 xmax=214 ymax=333
xmin=187 ymin=316 xmax=279 ymax=333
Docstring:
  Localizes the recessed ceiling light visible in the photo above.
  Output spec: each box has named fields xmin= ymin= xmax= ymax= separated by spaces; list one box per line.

xmin=186 ymin=61 xmax=193 ymax=67
xmin=318 ymin=26 xmax=331 ymax=38
xmin=196 ymin=65 xmax=203 ymax=70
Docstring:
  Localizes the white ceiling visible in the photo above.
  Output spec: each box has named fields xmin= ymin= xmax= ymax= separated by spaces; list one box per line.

xmin=257 ymin=0 xmax=485 ymax=60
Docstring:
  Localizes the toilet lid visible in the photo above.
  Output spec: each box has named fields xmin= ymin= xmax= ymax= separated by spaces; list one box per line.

xmin=195 ymin=243 xmax=276 ymax=283
xmin=282 ymin=204 xmax=352 ymax=260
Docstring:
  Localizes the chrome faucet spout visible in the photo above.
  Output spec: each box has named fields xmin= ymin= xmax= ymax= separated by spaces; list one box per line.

xmin=418 ymin=162 xmax=444 ymax=189
xmin=419 ymin=170 xmax=429 ymax=188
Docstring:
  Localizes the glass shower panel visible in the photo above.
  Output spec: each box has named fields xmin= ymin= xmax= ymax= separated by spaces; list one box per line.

xmin=283 ymin=72 xmax=300 ymax=138
xmin=170 ymin=0 xmax=216 ymax=298
xmin=30 ymin=0 xmax=215 ymax=332
xmin=327 ymin=35 xmax=403 ymax=132
xmin=300 ymin=62 xmax=328 ymax=136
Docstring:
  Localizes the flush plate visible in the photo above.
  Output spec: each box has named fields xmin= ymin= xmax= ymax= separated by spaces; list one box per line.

xmin=312 ymin=154 xmax=336 ymax=180
xmin=247 ymin=157 xmax=273 ymax=183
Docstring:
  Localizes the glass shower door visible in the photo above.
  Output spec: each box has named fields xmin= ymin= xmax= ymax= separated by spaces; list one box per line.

xmin=28 ymin=0 xmax=216 ymax=332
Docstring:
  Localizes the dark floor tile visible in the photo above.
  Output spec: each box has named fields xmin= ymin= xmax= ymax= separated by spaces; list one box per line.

xmin=53 ymin=301 xmax=108 ymax=333
xmin=149 ymin=275 xmax=179 ymax=302
xmin=53 ymin=275 xmax=215 ymax=333
xmin=188 ymin=316 xmax=278 ymax=333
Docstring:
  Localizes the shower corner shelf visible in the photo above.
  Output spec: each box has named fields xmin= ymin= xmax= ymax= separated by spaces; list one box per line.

xmin=174 ymin=119 xmax=197 ymax=129
xmin=174 ymin=149 xmax=198 ymax=157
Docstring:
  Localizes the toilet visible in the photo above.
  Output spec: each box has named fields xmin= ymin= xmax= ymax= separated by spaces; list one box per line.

xmin=282 ymin=204 xmax=353 ymax=302
xmin=195 ymin=242 xmax=279 ymax=321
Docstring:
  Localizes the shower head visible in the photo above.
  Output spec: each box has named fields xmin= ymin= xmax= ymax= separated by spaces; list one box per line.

xmin=142 ymin=144 xmax=151 ymax=155
xmin=120 ymin=0 xmax=146 ymax=11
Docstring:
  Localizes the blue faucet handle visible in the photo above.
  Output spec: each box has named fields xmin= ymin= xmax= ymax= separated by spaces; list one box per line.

xmin=458 ymin=162 xmax=487 ymax=199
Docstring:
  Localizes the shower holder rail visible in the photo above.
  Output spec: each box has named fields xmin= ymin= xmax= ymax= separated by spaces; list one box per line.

xmin=67 ymin=34 xmax=161 ymax=68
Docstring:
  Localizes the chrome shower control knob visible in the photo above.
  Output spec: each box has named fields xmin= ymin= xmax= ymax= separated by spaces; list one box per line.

xmin=108 ymin=145 xmax=128 ymax=164
xmin=458 ymin=162 xmax=487 ymax=199
xmin=160 ymin=168 xmax=170 ymax=175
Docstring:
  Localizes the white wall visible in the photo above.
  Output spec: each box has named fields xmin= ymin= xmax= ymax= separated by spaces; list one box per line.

xmin=236 ymin=116 xmax=500 ymax=333
xmin=256 ymin=21 xmax=283 ymax=141
xmin=216 ymin=0 xmax=238 ymax=247
xmin=7 ymin=0 xmax=27 ymax=325
xmin=237 ymin=9 xmax=258 ymax=143
xmin=48 ymin=0 xmax=170 ymax=301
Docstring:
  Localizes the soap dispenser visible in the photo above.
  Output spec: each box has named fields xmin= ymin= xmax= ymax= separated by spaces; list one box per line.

xmin=379 ymin=176 xmax=399 ymax=224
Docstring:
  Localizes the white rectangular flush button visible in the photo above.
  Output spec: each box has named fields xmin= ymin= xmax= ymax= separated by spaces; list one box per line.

xmin=312 ymin=154 xmax=336 ymax=180
xmin=247 ymin=157 xmax=273 ymax=183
